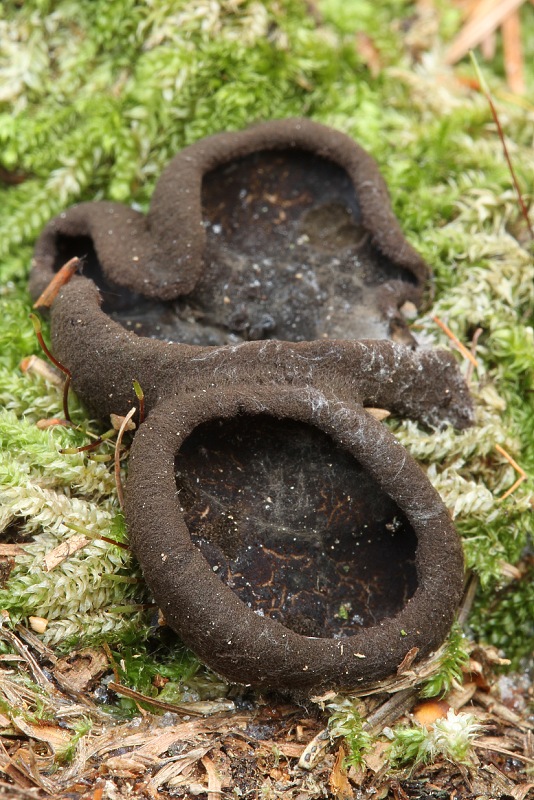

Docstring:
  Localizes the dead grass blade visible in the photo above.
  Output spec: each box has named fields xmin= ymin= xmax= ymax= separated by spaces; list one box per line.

xmin=445 ymin=0 xmax=525 ymax=64
xmin=148 ymin=746 xmax=211 ymax=792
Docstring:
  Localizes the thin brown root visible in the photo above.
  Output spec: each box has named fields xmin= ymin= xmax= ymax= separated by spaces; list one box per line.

xmin=63 ymin=521 xmax=129 ymax=551
xmin=457 ymin=571 xmax=479 ymax=627
xmin=107 ymin=681 xmax=227 ymax=717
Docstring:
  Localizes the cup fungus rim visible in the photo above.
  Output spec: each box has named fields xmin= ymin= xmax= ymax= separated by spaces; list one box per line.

xmin=126 ymin=386 xmax=464 ymax=691
xmin=30 ymin=117 xmax=429 ymax=307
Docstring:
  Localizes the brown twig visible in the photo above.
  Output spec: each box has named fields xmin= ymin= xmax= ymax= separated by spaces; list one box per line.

xmin=32 ymin=256 xmax=81 ymax=309
xmin=457 ymin=571 xmax=479 ymax=626
xmin=474 ymin=739 xmax=534 ymax=765
xmin=0 ymin=624 xmax=59 ymax=696
xmin=494 ymin=443 xmax=527 ymax=500
xmin=59 ymin=427 xmax=116 ymax=455
xmin=433 ymin=316 xmax=479 ymax=368
xmin=108 ymin=681 xmax=226 ymax=716
xmin=202 ymin=755 xmax=223 ymax=800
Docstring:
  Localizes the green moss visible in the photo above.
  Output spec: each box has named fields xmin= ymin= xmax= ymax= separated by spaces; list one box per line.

xmin=327 ymin=697 xmax=372 ymax=769
xmin=471 ymin=560 xmax=534 ymax=668
xmin=104 ymin=634 xmax=228 ymax=716
xmin=388 ymin=709 xmax=483 ymax=767
xmin=420 ymin=624 xmax=469 ymax=699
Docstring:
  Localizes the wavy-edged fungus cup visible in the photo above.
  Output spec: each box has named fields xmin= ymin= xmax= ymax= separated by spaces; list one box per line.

xmin=30 ymin=119 xmax=474 ymax=692
xmin=31 ymin=118 xmax=430 ymax=347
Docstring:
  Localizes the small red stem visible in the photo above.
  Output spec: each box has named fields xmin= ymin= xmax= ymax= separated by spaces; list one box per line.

xmin=99 ymin=535 xmax=130 ymax=550
xmin=484 ymin=92 xmax=533 ymax=240
xmin=30 ymin=314 xmax=72 ymax=423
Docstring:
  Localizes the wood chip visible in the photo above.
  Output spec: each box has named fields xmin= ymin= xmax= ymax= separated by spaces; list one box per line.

xmin=19 ymin=355 xmax=63 ymax=386
xmin=0 ymin=544 xmax=25 ymax=557
xmin=43 ymin=534 xmax=90 ymax=571
xmin=53 ymin=648 xmax=109 ymax=693
xmin=101 ymin=755 xmax=147 ymax=776
xmin=110 ymin=413 xmax=136 ymax=432
xmin=364 ymin=407 xmax=391 ymax=421
xmin=0 ymin=741 xmax=36 ymax=791
xmin=396 ymin=646 xmax=420 ymax=675
xmin=257 ymin=741 xmax=305 ymax=759
xmin=150 ymin=746 xmax=211 ymax=790
xmin=363 ymin=741 xmax=389 ymax=774
xmin=474 ymin=690 xmax=534 ymax=729
xmin=510 ymin=783 xmax=534 ymax=800
xmin=446 ymin=680 xmax=478 ymax=710
xmin=89 ymin=720 xmax=206 ymax=760
xmin=28 ymin=616 xmax=48 ymax=634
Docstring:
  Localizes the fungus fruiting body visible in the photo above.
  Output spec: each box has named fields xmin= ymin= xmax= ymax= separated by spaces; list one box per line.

xmin=30 ymin=119 xmax=473 ymax=691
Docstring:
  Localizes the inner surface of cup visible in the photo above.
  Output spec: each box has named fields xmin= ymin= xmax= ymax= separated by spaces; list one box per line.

xmin=49 ymin=149 xmax=418 ymax=346
xmin=175 ymin=413 xmax=419 ymax=638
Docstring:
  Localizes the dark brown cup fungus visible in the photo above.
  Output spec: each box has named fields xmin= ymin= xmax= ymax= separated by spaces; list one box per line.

xmin=30 ymin=118 xmax=474 ymax=692
xmin=31 ymin=118 xmax=430 ymax=346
